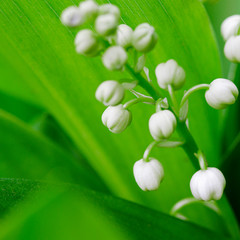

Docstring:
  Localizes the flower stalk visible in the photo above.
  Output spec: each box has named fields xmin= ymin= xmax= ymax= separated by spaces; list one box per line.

xmin=126 ymin=63 xmax=201 ymax=169
xmin=180 ymin=84 xmax=210 ymax=108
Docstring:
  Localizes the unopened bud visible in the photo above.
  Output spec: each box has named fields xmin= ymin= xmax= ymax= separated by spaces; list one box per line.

xmin=102 ymin=46 xmax=128 ymax=71
xmin=133 ymin=158 xmax=164 ymax=191
xmin=190 ymin=167 xmax=226 ymax=201
xmin=79 ymin=0 xmax=98 ymax=21
xmin=95 ymin=14 xmax=118 ymax=36
xmin=102 ymin=104 xmax=131 ymax=133
xmin=221 ymin=15 xmax=240 ymax=41
xmin=95 ymin=80 xmax=125 ymax=106
xmin=61 ymin=6 xmax=83 ymax=27
xmin=132 ymin=23 xmax=158 ymax=52
xmin=116 ymin=24 xmax=133 ymax=48
xmin=155 ymin=59 xmax=186 ymax=90
xmin=224 ymin=36 xmax=240 ymax=63
xmin=149 ymin=110 xmax=177 ymax=141
xmin=74 ymin=29 xmax=101 ymax=57
xmin=205 ymin=78 xmax=238 ymax=109
xmin=98 ymin=4 xmax=120 ymax=19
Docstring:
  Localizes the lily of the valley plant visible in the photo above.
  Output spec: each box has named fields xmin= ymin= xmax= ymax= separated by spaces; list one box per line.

xmin=61 ymin=0 xmax=239 ymax=214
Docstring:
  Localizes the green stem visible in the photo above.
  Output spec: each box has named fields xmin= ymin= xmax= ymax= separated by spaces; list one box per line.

xmin=170 ymin=197 xmax=220 ymax=216
xmin=180 ymin=84 xmax=210 ymax=108
xmin=195 ymin=150 xmax=208 ymax=170
xmin=155 ymin=98 xmax=162 ymax=112
xmin=123 ymin=97 xmax=155 ymax=109
xmin=176 ymin=121 xmax=199 ymax=169
xmin=126 ymin=63 xmax=200 ymax=169
xmin=143 ymin=141 xmax=158 ymax=162
xmin=227 ymin=63 xmax=239 ymax=81
xmin=126 ymin=63 xmax=161 ymax=101
xmin=168 ymin=84 xmax=179 ymax=113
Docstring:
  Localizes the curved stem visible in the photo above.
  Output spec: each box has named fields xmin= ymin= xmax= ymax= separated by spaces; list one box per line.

xmin=123 ymin=97 xmax=155 ymax=109
xmin=195 ymin=150 xmax=208 ymax=170
xmin=143 ymin=141 xmax=158 ymax=162
xmin=168 ymin=85 xmax=179 ymax=113
xmin=126 ymin=63 xmax=201 ymax=169
xmin=170 ymin=198 xmax=221 ymax=216
xmin=180 ymin=84 xmax=210 ymax=108
xmin=155 ymin=98 xmax=162 ymax=112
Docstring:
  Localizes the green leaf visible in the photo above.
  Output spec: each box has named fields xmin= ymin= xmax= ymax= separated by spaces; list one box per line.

xmin=0 ymin=42 xmax=42 ymax=106
xmin=0 ymin=0 xmax=238 ymax=237
xmin=0 ymin=109 xmax=107 ymax=192
xmin=0 ymin=91 xmax=43 ymax=123
xmin=0 ymin=179 xmax=232 ymax=240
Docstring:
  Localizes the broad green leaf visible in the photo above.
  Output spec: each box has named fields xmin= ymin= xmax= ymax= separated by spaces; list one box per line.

xmin=0 ymin=91 xmax=43 ymax=123
xmin=0 ymin=0 xmax=238 ymax=237
xmin=0 ymin=43 xmax=42 ymax=106
xmin=0 ymin=179 xmax=232 ymax=240
xmin=0 ymin=109 xmax=107 ymax=192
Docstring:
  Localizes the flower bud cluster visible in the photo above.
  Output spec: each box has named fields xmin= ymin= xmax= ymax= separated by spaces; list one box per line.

xmin=221 ymin=15 xmax=240 ymax=62
xmin=61 ymin=1 xmax=158 ymax=71
xmin=95 ymin=80 xmax=132 ymax=133
xmin=60 ymin=2 xmax=239 ymax=202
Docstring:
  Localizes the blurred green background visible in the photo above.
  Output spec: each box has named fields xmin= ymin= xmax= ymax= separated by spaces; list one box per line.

xmin=0 ymin=0 xmax=239 ymax=239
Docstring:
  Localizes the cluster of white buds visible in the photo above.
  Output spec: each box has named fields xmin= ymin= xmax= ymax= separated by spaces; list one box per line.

xmin=61 ymin=0 xmax=158 ymax=71
xmin=61 ymin=2 xmax=239 ymax=203
xmin=95 ymin=80 xmax=132 ymax=133
xmin=221 ymin=15 xmax=240 ymax=62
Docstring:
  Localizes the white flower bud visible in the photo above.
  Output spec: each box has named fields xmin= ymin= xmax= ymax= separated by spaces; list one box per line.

xmin=102 ymin=46 xmax=128 ymax=71
xmin=74 ymin=29 xmax=101 ymax=57
xmin=224 ymin=36 xmax=240 ymax=63
xmin=132 ymin=23 xmax=158 ymax=52
xmin=149 ymin=110 xmax=177 ymax=141
xmin=133 ymin=158 xmax=164 ymax=191
xmin=190 ymin=167 xmax=226 ymax=201
xmin=221 ymin=15 xmax=240 ymax=41
xmin=155 ymin=59 xmax=186 ymax=90
xmin=95 ymin=14 xmax=118 ymax=36
xmin=98 ymin=4 xmax=120 ymax=19
xmin=95 ymin=80 xmax=125 ymax=106
xmin=79 ymin=0 xmax=98 ymax=21
xmin=116 ymin=24 xmax=133 ymax=48
xmin=205 ymin=78 xmax=238 ymax=109
xmin=102 ymin=104 xmax=131 ymax=133
xmin=60 ymin=6 xmax=83 ymax=27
